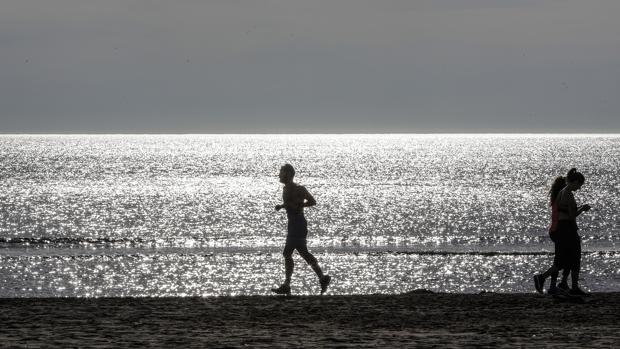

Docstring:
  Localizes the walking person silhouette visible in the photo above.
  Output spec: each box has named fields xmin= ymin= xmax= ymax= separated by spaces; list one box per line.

xmin=534 ymin=175 xmax=571 ymax=294
xmin=271 ymin=164 xmax=331 ymax=296
xmin=534 ymin=168 xmax=592 ymax=296
xmin=554 ymin=168 xmax=591 ymax=295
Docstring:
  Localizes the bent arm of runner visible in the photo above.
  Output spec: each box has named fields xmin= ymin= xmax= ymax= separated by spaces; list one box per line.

xmin=302 ymin=187 xmax=316 ymax=207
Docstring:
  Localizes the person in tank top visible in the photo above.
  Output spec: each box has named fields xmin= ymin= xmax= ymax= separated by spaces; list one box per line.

xmin=534 ymin=175 xmax=571 ymax=294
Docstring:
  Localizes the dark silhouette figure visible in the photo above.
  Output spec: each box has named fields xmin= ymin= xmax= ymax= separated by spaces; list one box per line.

xmin=534 ymin=176 xmax=571 ymax=294
xmin=271 ymin=164 xmax=331 ymax=296
xmin=536 ymin=168 xmax=591 ymax=296
xmin=556 ymin=168 xmax=591 ymax=295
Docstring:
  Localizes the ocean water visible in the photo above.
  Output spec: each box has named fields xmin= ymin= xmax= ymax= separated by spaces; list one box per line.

xmin=0 ymin=134 xmax=618 ymax=297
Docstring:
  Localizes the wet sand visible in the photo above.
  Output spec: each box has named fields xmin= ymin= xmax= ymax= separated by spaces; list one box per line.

xmin=1 ymin=292 xmax=619 ymax=348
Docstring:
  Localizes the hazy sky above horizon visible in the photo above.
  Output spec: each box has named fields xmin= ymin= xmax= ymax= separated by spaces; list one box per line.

xmin=1 ymin=0 xmax=619 ymax=133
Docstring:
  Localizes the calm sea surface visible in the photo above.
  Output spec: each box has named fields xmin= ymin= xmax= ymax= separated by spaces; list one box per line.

xmin=0 ymin=134 xmax=618 ymax=297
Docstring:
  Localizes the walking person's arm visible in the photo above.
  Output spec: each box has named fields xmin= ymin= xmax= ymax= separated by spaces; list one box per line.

xmin=565 ymin=191 xmax=579 ymax=220
xmin=577 ymin=204 xmax=591 ymax=216
xmin=565 ymin=192 xmax=590 ymax=219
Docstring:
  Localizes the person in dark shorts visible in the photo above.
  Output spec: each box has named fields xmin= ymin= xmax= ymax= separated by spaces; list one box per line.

xmin=534 ymin=175 xmax=571 ymax=294
xmin=271 ymin=164 xmax=331 ymax=296
xmin=553 ymin=168 xmax=591 ymax=295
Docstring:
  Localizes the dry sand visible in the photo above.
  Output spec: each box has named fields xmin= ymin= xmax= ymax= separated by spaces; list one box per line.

xmin=1 ymin=292 xmax=619 ymax=348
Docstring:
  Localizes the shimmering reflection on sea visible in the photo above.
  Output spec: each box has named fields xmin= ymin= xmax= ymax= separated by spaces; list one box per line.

xmin=0 ymin=134 xmax=619 ymax=297
xmin=1 ymin=252 xmax=618 ymax=297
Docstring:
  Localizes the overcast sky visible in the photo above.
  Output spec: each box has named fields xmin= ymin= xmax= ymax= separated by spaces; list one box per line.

xmin=1 ymin=0 xmax=619 ymax=133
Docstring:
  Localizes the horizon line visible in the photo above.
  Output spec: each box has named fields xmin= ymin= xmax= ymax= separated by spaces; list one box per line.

xmin=2 ymin=132 xmax=620 ymax=136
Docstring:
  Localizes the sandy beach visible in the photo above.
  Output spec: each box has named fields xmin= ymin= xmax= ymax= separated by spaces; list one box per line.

xmin=0 ymin=292 xmax=618 ymax=348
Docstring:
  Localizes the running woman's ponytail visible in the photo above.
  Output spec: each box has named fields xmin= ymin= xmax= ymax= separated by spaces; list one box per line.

xmin=549 ymin=176 xmax=566 ymax=204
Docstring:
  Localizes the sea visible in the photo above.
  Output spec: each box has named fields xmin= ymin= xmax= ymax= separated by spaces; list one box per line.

xmin=0 ymin=134 xmax=618 ymax=297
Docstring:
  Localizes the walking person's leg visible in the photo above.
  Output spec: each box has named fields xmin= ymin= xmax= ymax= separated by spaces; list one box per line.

xmin=570 ymin=234 xmax=586 ymax=295
xmin=549 ymin=269 xmax=559 ymax=288
xmin=534 ymin=235 xmax=562 ymax=293
xmin=547 ymin=224 xmax=570 ymax=293
xmin=558 ymin=269 xmax=570 ymax=290
xmin=535 ymin=264 xmax=560 ymax=293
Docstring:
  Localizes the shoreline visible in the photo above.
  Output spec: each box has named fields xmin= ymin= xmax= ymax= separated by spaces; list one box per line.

xmin=1 ymin=292 xmax=619 ymax=348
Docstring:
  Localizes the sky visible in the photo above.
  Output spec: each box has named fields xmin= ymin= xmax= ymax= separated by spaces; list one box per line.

xmin=1 ymin=0 xmax=619 ymax=133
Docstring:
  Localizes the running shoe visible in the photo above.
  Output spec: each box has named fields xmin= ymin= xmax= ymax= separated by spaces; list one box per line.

xmin=569 ymin=287 xmax=589 ymax=296
xmin=271 ymin=284 xmax=291 ymax=296
xmin=558 ymin=281 xmax=569 ymax=291
xmin=533 ymin=274 xmax=545 ymax=294
xmin=320 ymin=275 xmax=331 ymax=295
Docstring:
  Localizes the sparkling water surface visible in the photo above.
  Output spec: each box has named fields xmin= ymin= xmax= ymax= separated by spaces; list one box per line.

xmin=1 ymin=134 xmax=619 ymax=296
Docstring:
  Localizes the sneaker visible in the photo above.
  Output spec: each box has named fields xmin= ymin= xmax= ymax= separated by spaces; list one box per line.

xmin=548 ymin=285 xmax=569 ymax=294
xmin=558 ymin=281 xmax=569 ymax=291
xmin=533 ymin=274 xmax=545 ymax=294
xmin=569 ymin=287 xmax=589 ymax=297
xmin=271 ymin=284 xmax=291 ymax=296
xmin=320 ymin=275 xmax=331 ymax=295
